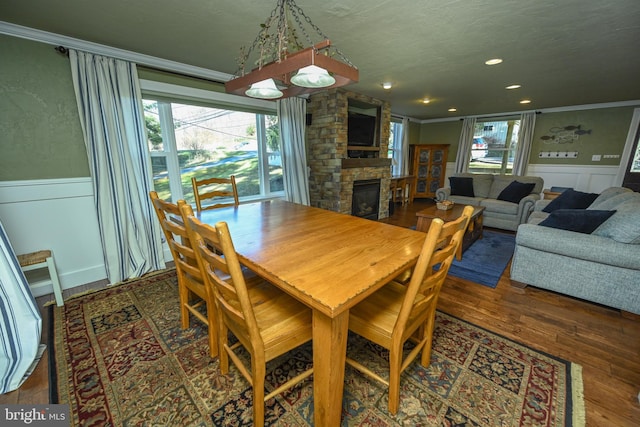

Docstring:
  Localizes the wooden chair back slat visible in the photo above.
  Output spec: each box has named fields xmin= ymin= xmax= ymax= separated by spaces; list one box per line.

xmin=191 ymin=175 xmax=239 ymax=212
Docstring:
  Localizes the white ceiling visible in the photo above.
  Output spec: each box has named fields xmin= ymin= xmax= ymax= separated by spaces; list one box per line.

xmin=2 ymin=0 xmax=640 ymax=120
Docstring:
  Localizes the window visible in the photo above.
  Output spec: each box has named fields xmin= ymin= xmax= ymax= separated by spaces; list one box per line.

xmin=388 ymin=119 xmax=404 ymax=175
xmin=141 ymin=83 xmax=282 ymax=204
xmin=468 ymin=118 xmax=520 ymax=174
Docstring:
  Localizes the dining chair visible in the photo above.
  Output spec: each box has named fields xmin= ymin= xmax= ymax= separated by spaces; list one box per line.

xmin=182 ymin=207 xmax=313 ymax=427
xmin=391 ymin=177 xmax=408 ymax=205
xmin=191 ymin=175 xmax=239 ymax=212
xmin=346 ymin=205 xmax=474 ymax=414
xmin=149 ymin=191 xmax=218 ymax=358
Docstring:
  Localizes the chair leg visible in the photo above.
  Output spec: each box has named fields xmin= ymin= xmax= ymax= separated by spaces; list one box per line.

xmin=177 ymin=279 xmax=190 ymax=329
xmin=252 ymin=359 xmax=266 ymax=427
xmin=219 ymin=324 xmax=230 ymax=374
xmin=388 ymin=343 xmax=402 ymax=415
xmin=45 ymin=256 xmax=64 ymax=306
xmin=206 ymin=302 xmax=218 ymax=358
xmin=420 ymin=314 xmax=437 ymax=366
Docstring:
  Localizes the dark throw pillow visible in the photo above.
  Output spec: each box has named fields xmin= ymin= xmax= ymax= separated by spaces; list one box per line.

xmin=543 ymin=188 xmax=599 ymax=213
xmin=539 ymin=209 xmax=616 ymax=234
xmin=449 ymin=177 xmax=474 ymax=197
xmin=497 ymin=181 xmax=535 ymax=203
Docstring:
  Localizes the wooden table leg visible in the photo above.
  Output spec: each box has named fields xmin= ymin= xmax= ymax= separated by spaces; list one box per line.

xmin=312 ymin=310 xmax=349 ymax=426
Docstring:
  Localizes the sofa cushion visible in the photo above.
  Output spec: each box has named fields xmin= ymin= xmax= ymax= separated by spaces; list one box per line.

xmin=480 ymin=198 xmax=519 ymax=215
xmin=527 ymin=211 xmax=548 ymax=225
xmin=587 ymin=191 xmax=637 ymax=211
xmin=488 ymin=175 xmax=543 ymax=200
xmin=542 ymin=189 xmax=599 ymax=212
xmin=472 ymin=174 xmax=494 ymax=198
xmin=449 ymin=176 xmax=474 ymax=197
xmin=497 ymin=181 xmax=536 ymax=203
xmin=592 ymin=193 xmax=640 ymax=244
xmin=539 ymin=209 xmax=616 ymax=234
xmin=589 ymin=186 xmax=633 ymax=209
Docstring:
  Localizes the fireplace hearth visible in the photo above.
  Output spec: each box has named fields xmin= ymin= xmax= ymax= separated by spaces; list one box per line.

xmin=351 ymin=179 xmax=381 ymax=220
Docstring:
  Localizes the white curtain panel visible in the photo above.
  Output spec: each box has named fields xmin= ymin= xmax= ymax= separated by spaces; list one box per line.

xmin=0 ymin=220 xmax=42 ymax=394
xmin=513 ymin=112 xmax=537 ymax=176
xmin=401 ymin=118 xmax=410 ymax=175
xmin=277 ymin=97 xmax=310 ymax=205
xmin=69 ymin=50 xmax=165 ymax=284
xmin=454 ymin=117 xmax=477 ymax=173
xmin=392 ymin=118 xmax=410 ymax=176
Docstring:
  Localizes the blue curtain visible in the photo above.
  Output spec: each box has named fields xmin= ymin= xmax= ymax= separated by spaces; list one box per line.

xmin=69 ymin=50 xmax=165 ymax=284
xmin=277 ymin=97 xmax=310 ymax=205
xmin=0 ymin=219 xmax=42 ymax=394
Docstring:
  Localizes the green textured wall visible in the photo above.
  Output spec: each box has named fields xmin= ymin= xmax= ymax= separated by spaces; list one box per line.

xmin=0 ymin=35 xmax=89 ymax=180
xmin=419 ymin=107 xmax=637 ymax=165
xmin=415 ymin=120 xmax=463 ymax=162
xmin=530 ymin=107 xmax=635 ymax=165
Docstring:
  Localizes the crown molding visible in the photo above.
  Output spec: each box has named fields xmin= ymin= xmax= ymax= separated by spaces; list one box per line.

xmin=0 ymin=21 xmax=234 ymax=83
xmin=420 ymin=100 xmax=640 ymax=124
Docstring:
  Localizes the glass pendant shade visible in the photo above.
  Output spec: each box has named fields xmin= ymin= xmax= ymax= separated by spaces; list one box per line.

xmin=245 ymin=79 xmax=283 ymax=99
xmin=290 ymin=65 xmax=336 ymax=88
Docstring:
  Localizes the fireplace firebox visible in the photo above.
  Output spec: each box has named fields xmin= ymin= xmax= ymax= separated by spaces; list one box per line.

xmin=351 ymin=179 xmax=381 ymax=220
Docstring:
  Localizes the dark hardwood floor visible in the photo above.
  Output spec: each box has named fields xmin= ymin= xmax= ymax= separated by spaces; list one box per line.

xmin=3 ymin=199 xmax=639 ymax=426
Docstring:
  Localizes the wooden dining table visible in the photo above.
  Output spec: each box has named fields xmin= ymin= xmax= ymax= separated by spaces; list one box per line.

xmin=198 ymin=199 xmax=425 ymax=426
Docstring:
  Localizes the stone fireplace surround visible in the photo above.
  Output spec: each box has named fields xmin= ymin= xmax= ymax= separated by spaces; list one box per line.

xmin=306 ymin=89 xmax=392 ymax=219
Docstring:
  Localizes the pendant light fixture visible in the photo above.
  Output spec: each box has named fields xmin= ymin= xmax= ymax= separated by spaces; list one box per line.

xmin=245 ymin=79 xmax=284 ymax=99
xmin=225 ymin=0 xmax=358 ymax=100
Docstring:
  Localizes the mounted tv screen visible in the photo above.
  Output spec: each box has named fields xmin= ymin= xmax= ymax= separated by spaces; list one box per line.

xmin=348 ymin=112 xmax=377 ymax=146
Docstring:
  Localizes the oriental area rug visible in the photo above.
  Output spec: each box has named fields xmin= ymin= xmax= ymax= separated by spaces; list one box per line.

xmin=50 ymin=269 xmax=584 ymax=426
xmin=447 ymin=230 xmax=517 ymax=288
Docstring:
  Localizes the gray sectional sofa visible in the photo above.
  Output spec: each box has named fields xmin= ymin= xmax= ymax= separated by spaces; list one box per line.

xmin=510 ymin=187 xmax=640 ymax=314
xmin=435 ymin=173 xmax=544 ymax=231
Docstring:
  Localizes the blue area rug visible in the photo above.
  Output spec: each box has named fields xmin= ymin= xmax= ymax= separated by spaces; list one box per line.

xmin=447 ymin=230 xmax=516 ymax=288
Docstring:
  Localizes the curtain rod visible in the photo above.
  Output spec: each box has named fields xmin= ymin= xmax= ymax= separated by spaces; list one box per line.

xmin=459 ymin=111 xmax=541 ymax=121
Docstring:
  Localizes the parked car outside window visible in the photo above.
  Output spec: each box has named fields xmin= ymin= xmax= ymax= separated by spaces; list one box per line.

xmin=471 ymin=137 xmax=487 ymax=159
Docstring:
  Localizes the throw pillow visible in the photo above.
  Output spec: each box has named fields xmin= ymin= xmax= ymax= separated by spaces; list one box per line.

xmin=497 ymin=181 xmax=535 ymax=203
xmin=449 ymin=177 xmax=474 ymax=197
xmin=539 ymin=209 xmax=616 ymax=234
xmin=542 ymin=188 xmax=599 ymax=212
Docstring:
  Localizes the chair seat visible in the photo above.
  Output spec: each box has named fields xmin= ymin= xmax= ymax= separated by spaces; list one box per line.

xmin=17 ymin=249 xmax=64 ymax=306
xmin=254 ymin=289 xmax=312 ymax=360
xmin=17 ymin=250 xmax=51 ymax=267
xmin=349 ymin=281 xmax=425 ymax=347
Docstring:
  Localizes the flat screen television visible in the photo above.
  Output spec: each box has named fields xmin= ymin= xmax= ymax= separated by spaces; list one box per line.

xmin=348 ymin=112 xmax=377 ymax=146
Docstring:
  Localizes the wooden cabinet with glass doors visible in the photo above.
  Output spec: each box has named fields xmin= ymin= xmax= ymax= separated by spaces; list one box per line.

xmin=410 ymin=144 xmax=449 ymax=199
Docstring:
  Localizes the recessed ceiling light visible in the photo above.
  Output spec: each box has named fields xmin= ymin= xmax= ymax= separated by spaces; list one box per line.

xmin=448 ymin=108 xmax=457 ymax=112
xmin=506 ymin=84 xmax=521 ymax=90
xmin=485 ymin=58 xmax=503 ymax=65
xmin=520 ymin=99 xmax=532 ymax=104
xmin=422 ymin=98 xmax=430 ymax=104
xmin=382 ymin=82 xmax=392 ymax=89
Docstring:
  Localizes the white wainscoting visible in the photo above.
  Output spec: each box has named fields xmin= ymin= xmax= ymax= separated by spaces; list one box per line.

xmin=442 ymin=163 xmax=621 ymax=194
xmin=0 ymin=178 xmax=107 ymax=296
xmin=525 ymin=164 xmax=620 ymax=193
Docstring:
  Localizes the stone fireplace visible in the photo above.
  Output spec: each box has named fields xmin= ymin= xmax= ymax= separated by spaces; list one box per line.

xmin=306 ymin=89 xmax=392 ymax=219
